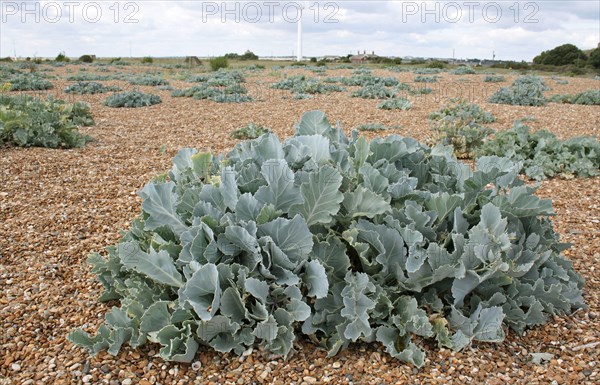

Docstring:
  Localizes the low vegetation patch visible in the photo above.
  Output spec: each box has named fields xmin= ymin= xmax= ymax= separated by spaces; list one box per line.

xmin=69 ymin=110 xmax=585 ymax=368
xmin=547 ymin=89 xmax=600 ymax=105
xmin=64 ymin=81 xmax=120 ymax=94
xmin=8 ymin=73 xmax=54 ymax=91
xmin=230 ymin=123 xmax=271 ymax=140
xmin=483 ymin=75 xmax=505 ymax=83
xmin=377 ymin=97 xmax=412 ymax=110
xmin=104 ymin=91 xmax=161 ymax=108
xmin=478 ymin=123 xmax=600 ymax=180
xmin=0 ymin=94 xmax=93 ymax=148
xmin=488 ymin=75 xmax=548 ymax=106
xmin=430 ymin=99 xmax=495 ymax=158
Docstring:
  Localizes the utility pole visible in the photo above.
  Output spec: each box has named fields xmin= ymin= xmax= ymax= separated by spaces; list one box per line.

xmin=493 ymin=50 xmax=496 ymax=61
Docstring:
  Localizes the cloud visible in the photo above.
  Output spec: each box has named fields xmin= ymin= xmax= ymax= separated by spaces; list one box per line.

xmin=0 ymin=0 xmax=598 ymax=60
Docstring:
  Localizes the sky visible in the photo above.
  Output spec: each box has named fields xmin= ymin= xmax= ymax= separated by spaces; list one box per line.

xmin=0 ymin=0 xmax=598 ymax=61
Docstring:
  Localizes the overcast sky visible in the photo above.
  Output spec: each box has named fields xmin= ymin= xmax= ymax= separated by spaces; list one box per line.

xmin=1 ymin=1 xmax=598 ymax=61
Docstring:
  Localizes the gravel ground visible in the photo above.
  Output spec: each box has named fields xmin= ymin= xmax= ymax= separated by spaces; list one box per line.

xmin=1 ymin=65 xmax=599 ymax=385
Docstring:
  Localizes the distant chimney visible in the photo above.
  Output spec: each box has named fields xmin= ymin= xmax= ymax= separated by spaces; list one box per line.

xmin=372 ymin=51 xmax=374 ymax=55
xmin=364 ymin=50 xmax=366 ymax=54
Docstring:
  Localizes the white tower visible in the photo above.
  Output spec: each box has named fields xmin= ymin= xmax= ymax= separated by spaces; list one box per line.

xmin=296 ymin=2 xmax=305 ymax=61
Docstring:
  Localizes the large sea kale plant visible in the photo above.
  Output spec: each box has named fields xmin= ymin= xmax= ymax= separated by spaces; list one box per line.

xmin=70 ymin=111 xmax=585 ymax=367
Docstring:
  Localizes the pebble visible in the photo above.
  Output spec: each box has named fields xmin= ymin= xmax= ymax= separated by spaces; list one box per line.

xmin=11 ymin=363 xmax=21 ymax=371
xmin=122 ymin=379 xmax=132 ymax=385
xmin=332 ymin=362 xmax=341 ymax=369
xmin=303 ymin=376 xmax=317 ymax=384
xmin=82 ymin=374 xmax=92 ymax=383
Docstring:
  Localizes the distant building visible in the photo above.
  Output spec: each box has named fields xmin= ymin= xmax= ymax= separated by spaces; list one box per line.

xmin=350 ymin=50 xmax=379 ymax=63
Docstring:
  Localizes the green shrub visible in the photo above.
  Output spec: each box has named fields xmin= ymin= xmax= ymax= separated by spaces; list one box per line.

xmin=408 ymin=87 xmax=433 ymax=95
xmin=9 ymin=74 xmax=54 ymax=91
xmin=129 ymin=76 xmax=169 ymax=86
xmin=0 ymin=94 xmax=93 ymax=148
xmin=210 ymin=56 xmax=229 ymax=71
xmin=533 ymin=43 xmax=588 ymax=66
xmin=230 ymin=123 xmax=270 ymax=139
xmin=426 ymin=60 xmax=447 ymax=69
xmin=478 ymin=123 xmax=600 ymax=180
xmin=413 ymin=68 xmax=441 ymax=75
xmin=430 ymin=99 xmax=495 ymax=158
xmin=452 ymin=66 xmax=476 ymax=75
xmin=338 ymin=75 xmax=398 ymax=87
xmin=141 ymin=56 xmax=154 ymax=64
xmin=66 ymin=73 xmax=111 ymax=81
xmin=377 ymin=97 xmax=412 ymax=110
xmin=64 ymin=81 xmax=120 ymax=94
xmin=588 ymin=47 xmax=600 ymax=69
xmin=69 ymin=110 xmax=585 ymax=368
xmin=547 ymin=90 xmax=600 ymax=105
xmin=352 ymin=84 xmax=396 ymax=99
xmin=172 ymin=72 xmax=250 ymax=103
xmin=240 ymin=50 xmax=258 ymax=61
xmin=414 ymin=75 xmax=438 ymax=83
xmin=272 ymin=75 xmax=344 ymax=96
xmin=488 ymin=76 xmax=548 ymax=106
xmin=483 ymin=75 xmax=505 ymax=83
xmin=55 ymin=52 xmax=70 ymax=62
xmin=104 ymin=91 xmax=161 ymax=108
xmin=79 ymin=55 xmax=94 ymax=63
xmin=210 ymin=94 xmax=252 ymax=103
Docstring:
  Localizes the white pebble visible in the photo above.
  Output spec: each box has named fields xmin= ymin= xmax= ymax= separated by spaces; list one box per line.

xmin=11 ymin=363 xmax=21 ymax=371
xmin=122 ymin=379 xmax=132 ymax=385
xmin=82 ymin=374 xmax=92 ymax=383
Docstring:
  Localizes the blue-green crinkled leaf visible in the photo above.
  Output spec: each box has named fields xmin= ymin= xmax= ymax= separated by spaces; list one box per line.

xmin=118 ymin=242 xmax=183 ymax=288
xmin=289 ymin=135 xmax=332 ymax=164
xmin=352 ymin=136 xmax=370 ymax=171
xmin=295 ymin=110 xmax=335 ymax=140
xmin=343 ymin=186 xmax=391 ymax=218
xmin=180 ymin=263 xmax=220 ymax=320
xmin=255 ymin=159 xmax=303 ymax=212
xmin=289 ymin=165 xmax=343 ymax=227
xmin=258 ymin=215 xmax=314 ymax=264
xmin=155 ymin=323 xmax=199 ymax=362
xmin=140 ymin=182 xmax=187 ymax=235
xmin=449 ymin=305 xmax=506 ymax=350
xmin=220 ymin=166 xmax=239 ymax=210
xmin=375 ymin=326 xmax=426 ymax=367
xmin=340 ymin=272 xmax=376 ymax=341
xmin=312 ymin=236 xmax=351 ymax=283
xmin=303 ymin=260 xmax=329 ymax=298
xmin=245 ymin=277 xmax=270 ymax=303
xmin=140 ymin=301 xmax=172 ymax=333
xmin=197 ymin=315 xmax=243 ymax=353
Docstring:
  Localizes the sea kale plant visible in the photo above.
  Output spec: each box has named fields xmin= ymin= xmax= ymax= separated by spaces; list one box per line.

xmin=478 ymin=122 xmax=600 ymax=180
xmin=429 ymin=99 xmax=496 ymax=158
xmin=489 ymin=75 xmax=548 ymax=106
xmin=64 ymin=81 xmax=120 ymax=94
xmin=104 ymin=91 xmax=161 ymax=108
xmin=70 ymin=111 xmax=585 ymax=367
xmin=0 ymin=94 xmax=93 ymax=148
